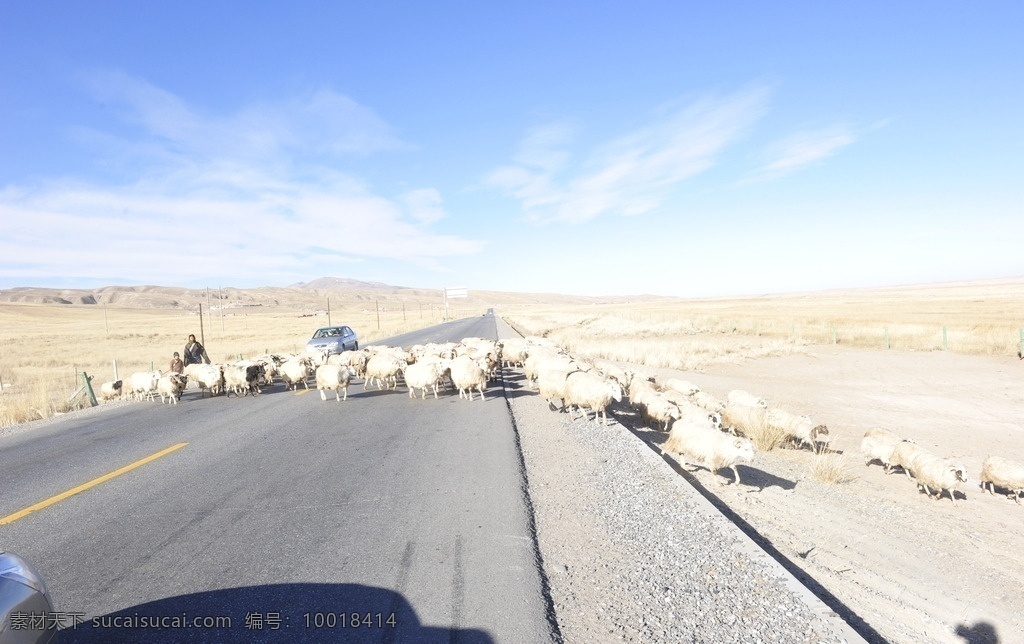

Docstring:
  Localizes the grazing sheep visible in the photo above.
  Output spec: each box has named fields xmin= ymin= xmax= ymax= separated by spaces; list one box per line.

xmin=727 ymin=389 xmax=768 ymax=409
xmin=912 ymin=453 xmax=968 ymax=506
xmin=664 ymin=379 xmax=701 ymax=396
xmin=661 ymin=418 xmax=755 ymax=485
xmin=127 ymin=370 xmax=161 ymax=401
xmin=99 ymin=380 xmax=123 ymax=402
xmin=593 ymin=360 xmax=634 ymax=392
xmin=860 ymin=428 xmax=910 ymax=472
xmin=449 ymin=355 xmax=488 ymax=401
xmin=156 ymin=373 xmax=188 ymax=404
xmin=184 ymin=363 xmax=225 ymax=397
xmin=404 ymin=360 xmax=448 ymax=400
xmin=536 ymin=363 xmax=584 ymax=411
xmin=280 ymin=357 xmax=314 ymax=391
xmin=889 ymin=440 xmax=932 ymax=479
xmin=315 ymin=364 xmax=356 ymax=401
xmin=766 ymin=408 xmax=830 ymax=453
xmin=563 ymin=371 xmax=622 ymax=425
xmin=979 ymin=456 xmax=1024 ymax=504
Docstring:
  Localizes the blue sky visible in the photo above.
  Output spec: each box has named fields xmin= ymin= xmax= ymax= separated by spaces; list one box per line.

xmin=1 ymin=2 xmax=1021 ymax=297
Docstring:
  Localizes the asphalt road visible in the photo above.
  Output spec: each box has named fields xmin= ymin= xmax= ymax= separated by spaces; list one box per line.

xmin=0 ymin=314 xmax=555 ymax=643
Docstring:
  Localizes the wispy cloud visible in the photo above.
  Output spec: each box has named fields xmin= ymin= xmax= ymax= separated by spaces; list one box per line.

xmin=748 ymin=125 xmax=858 ymax=181
xmin=0 ymin=72 xmax=483 ymax=286
xmin=486 ymin=87 xmax=770 ymax=224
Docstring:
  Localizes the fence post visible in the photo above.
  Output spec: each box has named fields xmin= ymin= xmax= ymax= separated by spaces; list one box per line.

xmin=831 ymin=324 xmax=837 ymax=345
xmin=1019 ymin=328 xmax=1023 ymax=358
xmin=81 ymin=372 xmax=98 ymax=407
xmin=885 ymin=327 xmax=890 ymax=350
xmin=942 ymin=326 xmax=948 ymax=351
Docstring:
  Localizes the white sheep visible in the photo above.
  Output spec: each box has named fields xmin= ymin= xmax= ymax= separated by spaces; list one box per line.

xmin=661 ymin=417 xmax=755 ymax=485
xmin=888 ymin=440 xmax=932 ymax=479
xmin=664 ymin=379 xmax=701 ymax=396
xmin=979 ymin=456 xmax=1024 ymax=504
xmin=98 ymin=380 xmax=123 ymax=402
xmin=127 ymin=370 xmax=161 ymax=401
xmin=404 ymin=360 xmax=448 ymax=400
xmin=689 ymin=391 xmax=725 ymax=415
xmin=184 ymin=363 xmax=225 ymax=397
xmin=860 ymin=428 xmax=910 ymax=472
xmin=449 ymin=355 xmax=488 ymax=401
xmin=912 ymin=453 xmax=968 ymax=506
xmin=328 ymin=350 xmax=369 ymax=378
xmin=765 ymin=408 xmax=830 ymax=453
xmin=720 ymin=402 xmax=767 ymax=438
xmin=727 ymin=389 xmax=768 ymax=409
xmin=642 ymin=393 xmax=682 ymax=432
xmin=224 ymin=363 xmax=263 ymax=397
xmin=316 ymin=364 xmax=356 ymax=401
xmin=563 ymin=371 xmax=622 ymax=425
xmin=280 ymin=357 xmax=313 ymax=391
xmin=499 ymin=338 xmax=529 ymax=368
xmin=156 ymin=373 xmax=188 ymax=404
xmin=363 ymin=354 xmax=407 ymax=391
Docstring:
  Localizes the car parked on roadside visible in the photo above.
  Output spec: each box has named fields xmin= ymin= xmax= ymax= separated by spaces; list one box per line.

xmin=304 ymin=325 xmax=359 ymax=359
xmin=0 ymin=551 xmax=57 ymax=644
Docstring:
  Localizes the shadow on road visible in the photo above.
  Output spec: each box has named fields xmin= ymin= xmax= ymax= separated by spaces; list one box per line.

xmin=59 ymin=582 xmax=493 ymax=643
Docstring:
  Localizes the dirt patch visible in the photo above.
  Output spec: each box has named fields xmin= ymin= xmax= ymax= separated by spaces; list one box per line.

xmin=622 ymin=344 xmax=1024 ymax=642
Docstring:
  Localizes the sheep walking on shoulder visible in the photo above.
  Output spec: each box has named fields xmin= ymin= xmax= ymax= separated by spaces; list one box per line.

xmin=661 ymin=418 xmax=755 ymax=485
xmin=563 ymin=371 xmax=622 ymax=425
xmin=766 ymin=408 xmax=830 ymax=453
xmin=316 ymin=364 xmax=355 ymax=401
xmin=912 ymin=453 xmax=968 ymax=506
xmin=664 ymin=379 xmax=701 ymax=396
xmin=99 ymin=380 xmax=123 ymax=402
xmin=727 ymin=389 xmax=768 ymax=409
xmin=860 ymin=428 xmax=911 ymax=472
xmin=127 ymin=370 xmax=161 ymax=401
xmin=888 ymin=441 xmax=932 ymax=479
xmin=979 ymin=456 xmax=1024 ymax=504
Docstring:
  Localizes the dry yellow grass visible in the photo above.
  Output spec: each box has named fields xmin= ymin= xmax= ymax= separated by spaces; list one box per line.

xmin=502 ymin=278 xmax=1024 ymax=371
xmin=810 ymin=453 xmax=857 ymax=485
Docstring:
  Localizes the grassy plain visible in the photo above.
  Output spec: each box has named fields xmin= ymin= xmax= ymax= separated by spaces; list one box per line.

xmin=500 ymin=278 xmax=1024 ymax=371
xmin=2 ymin=277 xmax=1022 ymax=428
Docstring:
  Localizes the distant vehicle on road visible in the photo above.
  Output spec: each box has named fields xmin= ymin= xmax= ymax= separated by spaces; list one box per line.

xmin=305 ymin=325 xmax=359 ymax=358
xmin=0 ymin=551 xmax=57 ymax=643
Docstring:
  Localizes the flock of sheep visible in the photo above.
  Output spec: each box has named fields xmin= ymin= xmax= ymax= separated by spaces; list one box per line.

xmin=99 ymin=333 xmax=1024 ymax=506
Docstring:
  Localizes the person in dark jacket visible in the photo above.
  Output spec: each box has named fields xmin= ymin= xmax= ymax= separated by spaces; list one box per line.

xmin=183 ymin=334 xmax=210 ymax=366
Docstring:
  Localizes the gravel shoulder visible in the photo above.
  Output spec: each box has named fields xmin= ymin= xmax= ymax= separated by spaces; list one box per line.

xmin=500 ymin=318 xmax=1024 ymax=644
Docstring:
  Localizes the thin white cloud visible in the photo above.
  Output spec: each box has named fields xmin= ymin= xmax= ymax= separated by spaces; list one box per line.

xmin=0 ymin=72 xmax=483 ymax=286
xmin=486 ymin=87 xmax=770 ymax=224
xmin=750 ymin=126 xmax=857 ymax=181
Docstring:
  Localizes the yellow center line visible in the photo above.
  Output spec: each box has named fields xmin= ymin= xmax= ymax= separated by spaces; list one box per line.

xmin=294 ymin=388 xmax=312 ymax=396
xmin=0 ymin=442 xmax=189 ymax=526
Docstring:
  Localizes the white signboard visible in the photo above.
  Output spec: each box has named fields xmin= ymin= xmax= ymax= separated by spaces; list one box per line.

xmin=445 ymin=287 xmax=468 ymax=299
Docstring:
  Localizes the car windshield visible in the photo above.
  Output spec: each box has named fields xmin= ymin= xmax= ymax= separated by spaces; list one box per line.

xmin=313 ymin=328 xmax=343 ymax=339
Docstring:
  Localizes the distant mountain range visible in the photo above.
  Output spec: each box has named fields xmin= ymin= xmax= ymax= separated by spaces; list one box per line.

xmin=0 ymin=278 xmax=656 ymax=309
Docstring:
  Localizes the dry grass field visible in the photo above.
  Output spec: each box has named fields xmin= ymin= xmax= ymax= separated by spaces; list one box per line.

xmin=500 ymin=277 xmax=1024 ymax=371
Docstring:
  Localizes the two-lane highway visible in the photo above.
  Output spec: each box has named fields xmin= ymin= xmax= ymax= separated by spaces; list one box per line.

xmin=0 ymin=315 xmax=556 ymax=642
